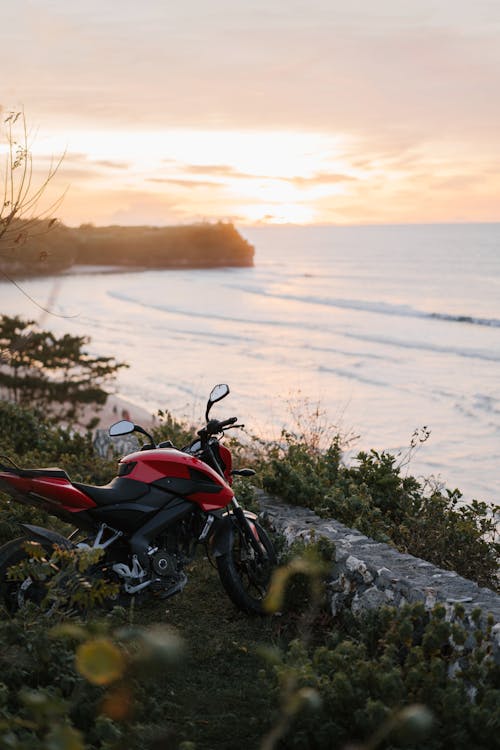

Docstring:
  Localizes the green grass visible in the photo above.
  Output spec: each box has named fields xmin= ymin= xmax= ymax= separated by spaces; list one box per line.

xmin=130 ymin=556 xmax=281 ymax=749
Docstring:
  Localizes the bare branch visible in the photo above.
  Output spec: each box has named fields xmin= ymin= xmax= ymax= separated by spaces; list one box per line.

xmin=0 ymin=109 xmax=65 ymax=250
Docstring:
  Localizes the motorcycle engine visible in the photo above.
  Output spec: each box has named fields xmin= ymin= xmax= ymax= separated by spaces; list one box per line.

xmin=112 ymin=546 xmax=183 ymax=596
xmin=112 ymin=522 xmax=192 ymax=598
xmin=150 ymin=549 xmax=178 ymax=579
xmin=148 ymin=546 xmax=187 ymax=599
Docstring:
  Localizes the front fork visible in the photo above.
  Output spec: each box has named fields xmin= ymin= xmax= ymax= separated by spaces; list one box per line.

xmin=229 ymin=498 xmax=264 ymax=557
xmin=207 ymin=499 xmax=264 ymax=559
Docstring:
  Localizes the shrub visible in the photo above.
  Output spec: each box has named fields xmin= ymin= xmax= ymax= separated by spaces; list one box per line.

xmin=263 ymin=602 xmax=499 ymax=750
xmin=260 ymin=433 xmax=499 ymax=590
xmin=0 ymin=604 xmax=183 ymax=750
xmin=151 ymin=408 xmax=195 ymax=450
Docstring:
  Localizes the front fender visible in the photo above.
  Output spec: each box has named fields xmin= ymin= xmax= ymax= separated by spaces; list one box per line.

xmin=210 ymin=509 xmax=258 ymax=558
xmin=211 ymin=517 xmax=234 ymax=558
xmin=21 ymin=524 xmax=74 ymax=551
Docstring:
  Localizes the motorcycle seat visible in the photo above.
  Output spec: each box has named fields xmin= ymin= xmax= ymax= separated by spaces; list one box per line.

xmin=72 ymin=477 xmax=150 ymax=506
xmin=19 ymin=467 xmax=70 ymax=480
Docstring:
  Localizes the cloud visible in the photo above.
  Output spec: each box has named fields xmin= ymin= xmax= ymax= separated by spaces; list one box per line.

xmin=66 ymin=154 xmax=130 ymax=171
xmin=177 ymin=163 xmax=357 ymax=187
xmin=178 ymin=163 xmax=268 ymax=180
xmin=431 ymin=174 xmax=484 ymax=191
xmin=147 ymin=177 xmax=223 ymax=189
xmin=290 ymin=172 xmax=357 ymax=187
xmin=49 ymin=167 xmax=103 ymax=181
xmin=181 ymin=164 xmax=242 ymax=177
xmin=90 ymin=159 xmax=129 ymax=170
xmin=4 ymin=2 xmax=500 ymax=224
xmin=35 ymin=152 xmax=131 ymax=172
xmin=58 ymin=187 xmax=184 ymax=227
xmin=5 ymin=3 xmax=500 ymax=149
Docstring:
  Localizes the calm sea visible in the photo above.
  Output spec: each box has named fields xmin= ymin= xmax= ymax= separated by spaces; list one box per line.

xmin=1 ymin=223 xmax=499 ymax=503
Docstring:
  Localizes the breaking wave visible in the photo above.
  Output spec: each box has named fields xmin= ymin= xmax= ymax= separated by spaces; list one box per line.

xmin=228 ymin=284 xmax=500 ymax=328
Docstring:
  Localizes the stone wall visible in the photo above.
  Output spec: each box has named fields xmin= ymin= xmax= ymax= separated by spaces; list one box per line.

xmin=256 ymin=490 xmax=500 ymax=660
xmin=93 ymin=430 xmax=140 ymax=460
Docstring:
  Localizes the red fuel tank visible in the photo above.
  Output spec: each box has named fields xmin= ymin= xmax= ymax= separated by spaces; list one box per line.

xmin=117 ymin=448 xmax=234 ymax=512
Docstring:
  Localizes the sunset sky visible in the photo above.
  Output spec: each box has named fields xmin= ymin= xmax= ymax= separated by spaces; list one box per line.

xmin=2 ymin=0 xmax=500 ymax=226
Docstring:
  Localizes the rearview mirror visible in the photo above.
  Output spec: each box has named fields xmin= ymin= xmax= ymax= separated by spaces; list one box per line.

xmin=109 ymin=420 xmax=135 ymax=437
xmin=206 ymin=383 xmax=230 ymax=420
xmin=209 ymin=383 xmax=229 ymax=404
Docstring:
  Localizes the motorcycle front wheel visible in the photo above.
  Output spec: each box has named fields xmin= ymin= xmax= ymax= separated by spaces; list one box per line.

xmin=216 ymin=520 xmax=277 ymax=615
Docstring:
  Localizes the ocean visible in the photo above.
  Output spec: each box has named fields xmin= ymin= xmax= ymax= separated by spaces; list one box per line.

xmin=1 ymin=223 xmax=499 ymax=503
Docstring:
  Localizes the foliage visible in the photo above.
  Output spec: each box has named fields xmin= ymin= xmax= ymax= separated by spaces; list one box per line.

xmin=151 ymin=408 xmax=195 ymax=450
xmin=0 ymin=385 xmax=498 ymax=748
xmin=0 ymin=220 xmax=254 ymax=279
xmin=261 ymin=600 xmax=499 ymax=750
xmin=6 ymin=543 xmax=120 ymax=614
xmin=0 ymin=549 xmax=277 ymax=750
xmin=265 ymin=537 xmax=335 ymax=618
xmin=0 ymin=540 xmax=184 ymax=749
xmin=0 ymin=400 xmax=116 ymax=482
xmin=72 ymin=221 xmax=254 ymax=268
xmin=0 ymin=604 xmax=183 ymax=750
xmin=259 ymin=430 xmax=499 ymax=589
xmin=0 ymin=315 xmax=127 ymax=428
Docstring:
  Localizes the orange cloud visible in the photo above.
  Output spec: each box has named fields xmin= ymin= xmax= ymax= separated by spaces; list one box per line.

xmin=147 ymin=177 xmax=223 ymax=189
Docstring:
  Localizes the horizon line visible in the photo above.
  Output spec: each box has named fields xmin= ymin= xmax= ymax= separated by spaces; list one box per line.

xmin=61 ymin=219 xmax=500 ymax=230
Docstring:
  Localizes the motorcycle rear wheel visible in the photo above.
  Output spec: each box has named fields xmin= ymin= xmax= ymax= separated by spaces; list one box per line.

xmin=216 ymin=520 xmax=276 ymax=615
xmin=0 ymin=537 xmax=52 ymax=612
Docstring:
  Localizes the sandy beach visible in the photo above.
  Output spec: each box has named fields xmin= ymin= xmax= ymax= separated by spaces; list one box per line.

xmin=89 ymin=392 xmax=155 ymax=431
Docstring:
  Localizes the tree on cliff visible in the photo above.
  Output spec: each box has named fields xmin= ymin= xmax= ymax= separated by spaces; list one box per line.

xmin=0 ymin=109 xmax=64 ymax=269
xmin=0 ymin=315 xmax=127 ymax=429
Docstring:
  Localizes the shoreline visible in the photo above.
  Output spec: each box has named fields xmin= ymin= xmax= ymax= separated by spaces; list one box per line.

xmin=0 ymin=261 xmax=252 ymax=283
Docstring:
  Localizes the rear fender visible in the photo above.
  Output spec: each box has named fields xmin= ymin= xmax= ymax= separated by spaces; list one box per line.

xmin=210 ymin=509 xmax=258 ymax=558
xmin=20 ymin=524 xmax=74 ymax=551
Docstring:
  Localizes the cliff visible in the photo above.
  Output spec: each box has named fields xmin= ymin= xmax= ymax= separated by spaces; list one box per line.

xmin=0 ymin=221 xmax=254 ymax=277
xmin=73 ymin=221 xmax=254 ymax=268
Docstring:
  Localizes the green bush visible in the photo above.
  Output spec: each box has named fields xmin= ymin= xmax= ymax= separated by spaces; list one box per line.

xmin=0 ymin=604 xmax=183 ymax=750
xmin=151 ymin=408 xmax=196 ymax=450
xmin=260 ymin=432 xmax=499 ymax=590
xmin=0 ymin=400 xmax=114 ymax=482
xmin=263 ymin=602 xmax=499 ymax=750
xmin=0 ymin=609 xmax=105 ymax=749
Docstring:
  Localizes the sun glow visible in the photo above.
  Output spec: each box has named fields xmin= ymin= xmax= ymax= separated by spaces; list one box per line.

xmin=27 ymin=127 xmax=356 ymax=225
xmin=36 ymin=128 xmax=347 ymax=173
xmin=23 ymin=124 xmax=500 ymax=227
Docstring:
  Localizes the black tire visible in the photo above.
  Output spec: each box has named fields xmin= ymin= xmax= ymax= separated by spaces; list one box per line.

xmin=216 ymin=520 xmax=277 ymax=615
xmin=0 ymin=537 xmax=52 ymax=612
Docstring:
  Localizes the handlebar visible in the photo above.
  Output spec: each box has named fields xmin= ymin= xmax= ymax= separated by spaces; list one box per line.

xmin=197 ymin=416 xmax=239 ymax=440
xmin=219 ymin=416 xmax=238 ymax=429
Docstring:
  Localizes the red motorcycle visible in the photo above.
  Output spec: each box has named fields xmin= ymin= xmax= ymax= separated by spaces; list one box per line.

xmin=0 ymin=385 xmax=276 ymax=614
